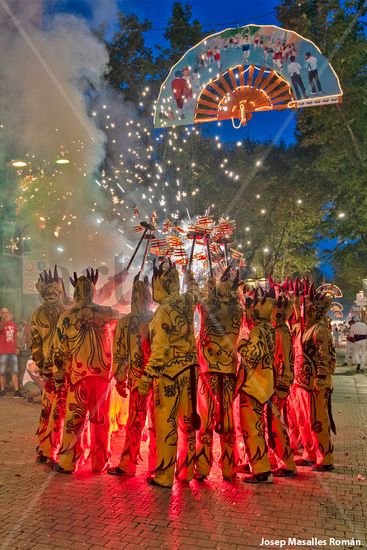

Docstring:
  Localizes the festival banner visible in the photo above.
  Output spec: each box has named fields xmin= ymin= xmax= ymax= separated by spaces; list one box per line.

xmin=154 ymin=24 xmax=342 ymax=128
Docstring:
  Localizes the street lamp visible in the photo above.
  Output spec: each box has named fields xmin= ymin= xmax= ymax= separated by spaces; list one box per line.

xmin=7 ymin=160 xmax=28 ymax=168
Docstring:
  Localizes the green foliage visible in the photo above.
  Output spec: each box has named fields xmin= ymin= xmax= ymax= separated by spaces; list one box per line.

xmin=105 ymin=13 xmax=154 ymax=101
xmin=276 ymin=0 xmax=367 ymax=292
xmin=164 ymin=3 xmax=204 ymax=60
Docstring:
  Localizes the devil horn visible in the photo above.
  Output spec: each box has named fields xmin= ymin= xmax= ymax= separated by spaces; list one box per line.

xmin=153 ymin=259 xmax=159 ymax=278
xmin=269 ymin=287 xmax=276 ymax=299
xmin=308 ymin=282 xmax=316 ymax=299
xmin=158 ymin=261 xmax=165 ymax=276
xmin=73 ymin=272 xmax=78 ymax=286
xmin=232 ymin=270 xmax=240 ymax=289
xmin=69 ymin=272 xmax=78 ymax=288
xmin=93 ymin=269 xmax=99 ymax=285
xmin=221 ymin=265 xmax=231 ymax=282
xmin=144 ymin=275 xmax=149 ymax=285
xmin=134 ymin=272 xmax=140 ymax=283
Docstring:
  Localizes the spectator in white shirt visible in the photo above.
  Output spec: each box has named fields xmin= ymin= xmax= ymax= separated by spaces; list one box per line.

xmin=349 ymin=318 xmax=367 ymax=372
xmin=305 ymin=52 xmax=322 ymax=94
xmin=287 ymin=56 xmax=308 ymax=99
xmin=22 ymin=359 xmax=43 ymax=403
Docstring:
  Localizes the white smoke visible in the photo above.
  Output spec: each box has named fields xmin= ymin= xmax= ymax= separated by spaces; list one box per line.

xmin=0 ymin=0 xmax=141 ymax=293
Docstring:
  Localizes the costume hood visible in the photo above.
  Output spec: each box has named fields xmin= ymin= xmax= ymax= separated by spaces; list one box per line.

xmin=131 ymin=273 xmax=152 ymax=314
xmin=152 ymin=259 xmax=180 ymax=303
xmin=36 ymin=266 xmax=64 ymax=304
xmin=304 ymin=283 xmax=332 ymax=324
xmin=214 ymin=267 xmax=240 ymax=303
xmin=272 ymin=295 xmax=294 ymax=326
xmin=250 ymin=287 xmax=275 ymax=322
xmin=70 ymin=268 xmax=98 ymax=305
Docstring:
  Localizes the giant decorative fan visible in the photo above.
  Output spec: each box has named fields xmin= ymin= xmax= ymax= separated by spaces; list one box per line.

xmin=194 ymin=65 xmax=294 ymax=126
xmin=154 ymin=24 xmax=342 ymax=129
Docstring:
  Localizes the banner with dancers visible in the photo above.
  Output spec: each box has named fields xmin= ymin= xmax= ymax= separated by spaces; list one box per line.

xmin=154 ymin=24 xmax=343 ymax=128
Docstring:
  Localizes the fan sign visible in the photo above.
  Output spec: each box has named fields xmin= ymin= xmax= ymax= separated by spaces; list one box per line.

xmin=154 ymin=24 xmax=342 ymax=128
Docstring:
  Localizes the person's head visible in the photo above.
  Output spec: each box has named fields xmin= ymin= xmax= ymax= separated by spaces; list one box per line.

xmin=131 ymin=273 xmax=152 ymax=314
xmin=214 ymin=267 xmax=240 ymax=303
xmin=36 ymin=267 xmax=65 ymax=304
xmin=305 ymin=51 xmax=311 ymax=58
xmin=70 ymin=269 xmax=98 ymax=305
xmin=290 ymin=55 xmax=296 ymax=62
xmin=0 ymin=308 xmax=11 ymax=322
xmin=152 ymin=259 xmax=180 ymax=304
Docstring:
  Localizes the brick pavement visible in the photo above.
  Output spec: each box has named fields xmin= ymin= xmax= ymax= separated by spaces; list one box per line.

xmin=0 ymin=367 xmax=366 ymax=550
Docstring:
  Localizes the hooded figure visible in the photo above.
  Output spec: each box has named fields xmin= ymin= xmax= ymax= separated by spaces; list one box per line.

xmin=52 ymin=270 xmax=119 ymax=473
xmin=272 ymin=294 xmax=294 ymax=405
xmin=235 ymin=288 xmax=296 ymax=482
xmin=108 ymin=274 xmax=155 ymax=476
xmin=293 ymin=285 xmax=335 ymax=471
xmin=195 ymin=268 xmax=242 ymax=481
xmin=285 ymin=278 xmax=304 ymax=452
xmin=138 ymin=260 xmax=201 ymax=488
xmin=264 ymin=291 xmax=297 ymax=477
xmin=31 ymin=267 xmax=67 ymax=463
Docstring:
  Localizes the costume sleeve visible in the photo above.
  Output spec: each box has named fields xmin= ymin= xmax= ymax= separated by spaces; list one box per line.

xmin=30 ymin=312 xmax=45 ymax=373
xmin=144 ymin=306 xmax=171 ymax=378
xmin=275 ymin=327 xmax=294 ymax=397
xmin=52 ymin=314 xmax=70 ymax=386
xmin=184 ymin=271 xmax=202 ymax=306
xmin=238 ymin=324 xmax=263 ymax=368
xmin=314 ymin=324 xmax=335 ymax=377
xmin=113 ymin=316 xmax=129 ymax=385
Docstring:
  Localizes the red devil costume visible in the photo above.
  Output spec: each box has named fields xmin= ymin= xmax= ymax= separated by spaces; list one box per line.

xmin=52 ymin=270 xmax=119 ymax=473
xmin=195 ymin=268 xmax=242 ymax=481
xmin=138 ymin=261 xmax=200 ymax=488
xmin=292 ymin=284 xmax=336 ymax=471
xmin=236 ymin=288 xmax=296 ymax=483
xmin=108 ymin=273 xmax=155 ymax=476
xmin=31 ymin=267 xmax=67 ymax=463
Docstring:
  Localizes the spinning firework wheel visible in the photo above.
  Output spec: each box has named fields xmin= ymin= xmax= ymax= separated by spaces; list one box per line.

xmin=194 ymin=65 xmax=295 ymax=127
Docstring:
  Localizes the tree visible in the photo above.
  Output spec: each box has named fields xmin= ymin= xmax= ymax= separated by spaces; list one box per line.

xmin=164 ymin=3 xmax=204 ymax=60
xmin=105 ymin=13 xmax=154 ymax=102
xmin=276 ymin=0 xmax=367 ymax=289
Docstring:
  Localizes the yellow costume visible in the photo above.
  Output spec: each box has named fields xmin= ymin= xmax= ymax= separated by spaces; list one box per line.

xmin=108 ymin=274 xmax=155 ymax=476
xmin=31 ymin=268 xmax=67 ymax=463
xmin=285 ymin=281 xmax=303 ymax=452
xmin=237 ymin=291 xmax=296 ymax=482
xmin=272 ymin=296 xmax=294 ymax=406
xmin=195 ymin=270 xmax=242 ymax=481
xmin=52 ymin=272 xmax=119 ymax=473
xmin=138 ymin=261 xmax=200 ymax=488
xmin=293 ymin=287 xmax=335 ymax=470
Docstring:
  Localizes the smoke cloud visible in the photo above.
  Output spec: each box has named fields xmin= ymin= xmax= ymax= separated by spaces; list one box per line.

xmin=0 ymin=0 xmax=145 ymax=303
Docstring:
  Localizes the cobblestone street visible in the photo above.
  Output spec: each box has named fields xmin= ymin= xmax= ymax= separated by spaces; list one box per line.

xmin=0 ymin=367 xmax=366 ymax=550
